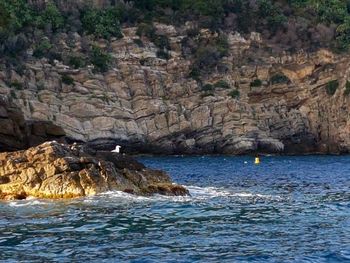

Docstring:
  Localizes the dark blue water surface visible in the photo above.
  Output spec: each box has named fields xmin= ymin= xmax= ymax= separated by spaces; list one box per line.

xmin=1 ymin=156 xmax=350 ymax=262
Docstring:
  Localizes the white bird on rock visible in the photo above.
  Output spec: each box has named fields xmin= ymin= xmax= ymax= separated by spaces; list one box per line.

xmin=111 ymin=145 xmax=122 ymax=153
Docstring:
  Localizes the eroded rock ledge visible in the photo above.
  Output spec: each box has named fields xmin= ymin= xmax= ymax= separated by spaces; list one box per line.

xmin=0 ymin=141 xmax=188 ymax=200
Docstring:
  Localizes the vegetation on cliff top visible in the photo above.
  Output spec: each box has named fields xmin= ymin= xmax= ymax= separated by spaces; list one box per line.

xmin=1 ymin=0 xmax=350 ymax=73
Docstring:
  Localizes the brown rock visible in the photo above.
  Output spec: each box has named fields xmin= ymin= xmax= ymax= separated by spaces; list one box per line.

xmin=0 ymin=141 xmax=189 ymax=200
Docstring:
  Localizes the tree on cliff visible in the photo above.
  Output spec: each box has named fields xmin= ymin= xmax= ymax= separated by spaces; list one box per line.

xmin=2 ymin=0 xmax=350 ymax=71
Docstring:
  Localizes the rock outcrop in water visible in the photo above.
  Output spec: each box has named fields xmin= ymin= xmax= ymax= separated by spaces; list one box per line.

xmin=0 ymin=141 xmax=188 ymax=200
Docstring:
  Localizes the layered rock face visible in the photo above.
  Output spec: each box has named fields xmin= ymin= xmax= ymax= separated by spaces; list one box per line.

xmin=1 ymin=25 xmax=350 ymax=154
xmin=0 ymin=141 xmax=188 ymax=200
xmin=0 ymin=97 xmax=65 ymax=151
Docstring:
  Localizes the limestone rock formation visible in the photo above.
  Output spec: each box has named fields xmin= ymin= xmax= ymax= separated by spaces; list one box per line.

xmin=1 ymin=25 xmax=350 ymax=154
xmin=0 ymin=97 xmax=66 ymax=152
xmin=0 ymin=141 xmax=189 ymax=200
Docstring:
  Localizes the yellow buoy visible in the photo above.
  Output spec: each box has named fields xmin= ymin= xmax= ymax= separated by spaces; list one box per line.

xmin=255 ymin=157 xmax=260 ymax=164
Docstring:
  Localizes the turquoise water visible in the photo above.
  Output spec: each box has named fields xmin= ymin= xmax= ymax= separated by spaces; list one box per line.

xmin=0 ymin=156 xmax=350 ymax=262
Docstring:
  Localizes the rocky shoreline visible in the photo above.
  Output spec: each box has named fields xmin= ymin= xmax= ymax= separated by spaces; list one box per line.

xmin=0 ymin=141 xmax=189 ymax=200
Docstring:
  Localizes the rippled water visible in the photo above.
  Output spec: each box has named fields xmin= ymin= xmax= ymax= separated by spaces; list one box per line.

xmin=1 ymin=156 xmax=350 ymax=262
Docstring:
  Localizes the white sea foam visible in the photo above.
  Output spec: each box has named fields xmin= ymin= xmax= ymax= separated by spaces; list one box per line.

xmin=99 ymin=191 xmax=153 ymax=201
xmin=94 ymin=186 xmax=283 ymax=203
xmin=184 ymin=186 xmax=284 ymax=201
xmin=4 ymin=186 xmax=283 ymax=206
xmin=8 ymin=199 xmax=47 ymax=207
xmin=230 ymin=192 xmax=283 ymax=201
xmin=96 ymin=186 xmax=231 ymax=203
xmin=187 ymin=186 xmax=232 ymax=199
xmin=97 ymin=190 xmax=192 ymax=203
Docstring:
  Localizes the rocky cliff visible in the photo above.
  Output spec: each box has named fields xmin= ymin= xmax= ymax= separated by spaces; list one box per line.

xmin=0 ymin=141 xmax=188 ymax=200
xmin=1 ymin=23 xmax=350 ymax=154
xmin=0 ymin=96 xmax=66 ymax=151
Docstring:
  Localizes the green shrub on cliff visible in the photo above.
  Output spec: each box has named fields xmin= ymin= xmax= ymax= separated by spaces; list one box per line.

xmin=0 ymin=0 xmax=33 ymax=35
xmin=33 ymin=39 xmax=52 ymax=58
xmin=200 ymin=84 xmax=214 ymax=97
xmin=153 ymin=35 xmax=171 ymax=50
xmin=344 ymin=80 xmax=350 ymax=96
xmin=137 ymin=23 xmax=171 ymax=50
xmin=214 ymin=80 xmax=231 ymax=89
xmin=270 ymin=74 xmax=290 ymax=85
xmin=10 ymin=90 xmax=16 ymax=99
xmin=90 ymin=46 xmax=112 ymax=73
xmin=156 ymin=49 xmax=171 ymax=60
xmin=258 ymin=0 xmax=287 ymax=32
xmin=10 ymin=81 xmax=23 ymax=90
xmin=229 ymin=89 xmax=240 ymax=99
xmin=202 ymin=84 xmax=214 ymax=92
xmin=216 ymin=34 xmax=229 ymax=57
xmin=189 ymin=33 xmax=229 ymax=78
xmin=189 ymin=68 xmax=201 ymax=81
xmin=82 ymin=8 xmax=123 ymax=39
xmin=136 ymin=23 xmax=156 ymax=38
xmin=336 ymin=18 xmax=350 ymax=52
xmin=133 ymin=38 xmax=144 ymax=47
xmin=325 ymin=80 xmax=339 ymax=96
xmin=61 ymin=74 xmax=74 ymax=85
xmin=0 ymin=3 xmax=11 ymax=31
xmin=3 ymin=0 xmax=350 ymax=73
xmin=289 ymin=0 xmax=350 ymax=51
xmin=68 ymin=55 xmax=86 ymax=69
xmin=36 ymin=2 xmax=64 ymax=31
xmin=250 ymin=79 xmax=263 ymax=87
xmin=193 ymin=46 xmax=221 ymax=68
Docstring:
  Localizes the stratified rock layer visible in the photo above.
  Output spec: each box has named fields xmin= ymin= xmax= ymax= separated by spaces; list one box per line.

xmin=0 ymin=141 xmax=188 ymax=200
xmin=1 ymin=25 xmax=350 ymax=154
xmin=0 ymin=97 xmax=66 ymax=151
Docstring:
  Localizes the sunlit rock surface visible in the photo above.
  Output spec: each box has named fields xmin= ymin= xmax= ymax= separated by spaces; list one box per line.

xmin=0 ymin=141 xmax=189 ymax=200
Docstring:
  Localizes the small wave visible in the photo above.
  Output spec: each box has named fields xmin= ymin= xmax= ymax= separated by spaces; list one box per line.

xmin=187 ymin=186 xmax=232 ymax=198
xmin=186 ymin=186 xmax=283 ymax=201
xmin=231 ymin=192 xmax=284 ymax=201
xmin=3 ymin=187 xmax=283 ymax=207
xmin=96 ymin=191 xmax=192 ymax=203
xmin=99 ymin=191 xmax=152 ymax=201
xmin=90 ymin=186 xmax=284 ymax=204
xmin=8 ymin=199 xmax=48 ymax=207
xmin=96 ymin=186 xmax=234 ymax=203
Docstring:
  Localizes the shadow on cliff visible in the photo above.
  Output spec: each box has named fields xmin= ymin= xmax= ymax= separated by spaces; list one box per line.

xmin=0 ymin=95 xmax=339 ymax=155
xmin=0 ymin=96 xmax=66 ymax=152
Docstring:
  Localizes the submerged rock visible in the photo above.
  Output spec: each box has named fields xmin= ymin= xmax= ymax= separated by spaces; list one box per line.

xmin=0 ymin=141 xmax=189 ymax=200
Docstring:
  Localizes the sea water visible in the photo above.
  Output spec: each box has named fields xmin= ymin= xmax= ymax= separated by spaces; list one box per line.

xmin=0 ymin=156 xmax=349 ymax=262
